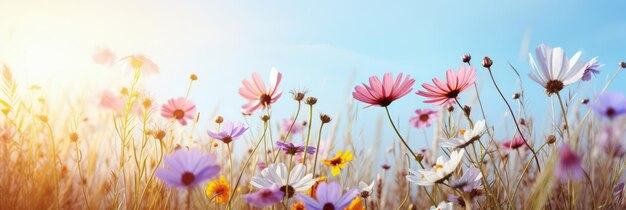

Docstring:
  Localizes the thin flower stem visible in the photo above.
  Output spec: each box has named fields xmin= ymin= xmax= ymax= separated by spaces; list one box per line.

xmin=486 ymin=67 xmax=541 ymax=172
xmin=312 ymin=123 xmax=326 ymax=177
xmin=555 ymin=92 xmax=571 ymax=143
xmin=184 ymin=79 xmax=194 ymax=99
xmin=226 ymin=121 xmax=269 ymax=209
xmin=397 ymin=154 xmax=412 ymax=210
xmin=302 ymin=104 xmax=314 ymax=165
xmin=455 ymin=98 xmax=474 ymax=128
xmin=283 ymin=155 xmax=294 ymax=206
xmin=273 ymin=101 xmax=302 ymax=163
xmin=227 ymin=143 xmax=234 ymax=187
xmin=384 ymin=106 xmax=420 ymax=166
xmin=512 ymin=142 xmax=548 ymax=204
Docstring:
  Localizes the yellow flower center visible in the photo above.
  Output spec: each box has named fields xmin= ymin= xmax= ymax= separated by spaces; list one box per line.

xmin=434 ymin=164 xmax=444 ymax=172
xmin=130 ymin=56 xmax=144 ymax=70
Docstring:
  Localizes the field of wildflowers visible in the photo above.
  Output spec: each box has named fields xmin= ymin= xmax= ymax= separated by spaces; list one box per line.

xmin=0 ymin=43 xmax=625 ymax=210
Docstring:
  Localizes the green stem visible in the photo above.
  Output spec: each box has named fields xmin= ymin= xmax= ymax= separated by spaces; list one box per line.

xmin=384 ymin=106 xmax=419 ymax=163
xmin=302 ymin=104 xmax=314 ymax=165
xmin=283 ymin=155 xmax=294 ymax=206
xmin=555 ymin=92 xmax=571 ymax=143
xmin=312 ymin=123 xmax=325 ymax=177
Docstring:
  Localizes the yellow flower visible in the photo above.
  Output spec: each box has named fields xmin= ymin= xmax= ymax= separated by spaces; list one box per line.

xmin=308 ymin=176 xmax=327 ymax=199
xmin=322 ymin=150 xmax=354 ymax=176
xmin=291 ymin=201 xmax=306 ymax=210
xmin=130 ymin=56 xmax=144 ymax=70
xmin=205 ymin=176 xmax=230 ymax=204
xmin=345 ymin=197 xmax=365 ymax=210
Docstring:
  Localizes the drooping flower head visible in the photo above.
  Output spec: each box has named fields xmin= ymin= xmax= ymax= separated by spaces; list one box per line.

xmin=555 ymin=144 xmax=583 ymax=182
xmin=440 ymin=120 xmax=486 ymax=149
xmin=244 ymin=184 xmax=284 ymax=208
xmin=501 ymin=136 xmax=526 ymax=151
xmin=352 ymin=73 xmax=415 ymax=107
xmin=296 ymin=182 xmax=358 ymax=210
xmin=239 ymin=68 xmax=283 ymax=113
xmin=161 ymin=97 xmax=196 ymax=126
xmin=155 ymin=149 xmax=220 ymax=188
xmin=582 ymin=57 xmax=603 ymax=81
xmin=322 ymin=150 xmax=354 ymax=176
xmin=207 ymin=121 xmax=247 ymax=144
xmin=409 ymin=108 xmax=438 ymax=128
xmin=92 ymin=47 xmax=116 ymax=66
xmin=120 ymin=54 xmax=159 ymax=75
xmin=276 ymin=142 xmax=315 ymax=156
xmin=205 ymin=176 xmax=230 ymax=204
xmin=528 ymin=44 xmax=587 ymax=95
xmin=590 ymin=92 xmax=626 ymax=120
xmin=250 ymin=163 xmax=315 ymax=199
xmin=417 ymin=66 xmax=476 ymax=105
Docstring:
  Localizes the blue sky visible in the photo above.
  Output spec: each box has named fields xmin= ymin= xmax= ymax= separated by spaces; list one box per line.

xmin=1 ymin=0 xmax=625 ymax=153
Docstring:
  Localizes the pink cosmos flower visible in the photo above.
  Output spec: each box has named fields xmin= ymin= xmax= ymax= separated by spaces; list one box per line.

xmin=161 ymin=97 xmax=196 ymax=126
xmin=99 ymin=90 xmax=123 ymax=111
xmin=417 ymin=66 xmax=476 ymax=106
xmin=501 ymin=136 xmax=526 ymax=150
xmin=555 ymin=144 xmax=583 ymax=182
xmin=93 ymin=47 xmax=116 ymax=65
xmin=120 ymin=54 xmax=159 ymax=75
xmin=352 ymin=73 xmax=415 ymax=107
xmin=409 ymin=108 xmax=438 ymax=128
xmin=239 ymin=68 xmax=283 ymax=114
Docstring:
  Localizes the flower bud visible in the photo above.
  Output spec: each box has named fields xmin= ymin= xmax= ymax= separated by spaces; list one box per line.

xmin=261 ymin=115 xmax=270 ymax=122
xmin=190 ymin=74 xmax=198 ymax=81
xmin=292 ymin=91 xmax=306 ymax=101
xmin=214 ymin=116 xmax=224 ymax=124
xmin=415 ymin=153 xmax=424 ymax=162
xmin=581 ymin=99 xmax=589 ymax=105
xmin=69 ymin=132 xmax=79 ymax=142
xmin=463 ymin=105 xmax=471 ymax=116
xmin=547 ymin=135 xmax=557 ymax=144
xmin=482 ymin=56 xmax=493 ymax=68
xmin=461 ymin=53 xmax=471 ymax=63
xmin=513 ymin=93 xmax=521 ymax=100
xmin=447 ymin=105 xmax=455 ymax=113
xmin=620 ymin=61 xmax=626 ymax=69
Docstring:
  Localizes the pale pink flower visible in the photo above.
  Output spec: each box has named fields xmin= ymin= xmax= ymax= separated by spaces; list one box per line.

xmin=161 ymin=97 xmax=196 ymax=126
xmin=99 ymin=90 xmax=123 ymax=111
xmin=120 ymin=54 xmax=159 ymax=75
xmin=239 ymin=68 xmax=282 ymax=113
xmin=352 ymin=73 xmax=415 ymax=107
xmin=417 ymin=66 xmax=476 ymax=105
xmin=409 ymin=108 xmax=438 ymax=128
xmin=93 ymin=47 xmax=116 ymax=65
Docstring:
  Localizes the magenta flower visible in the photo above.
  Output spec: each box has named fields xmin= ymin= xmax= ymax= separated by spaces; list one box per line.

xmin=582 ymin=57 xmax=603 ymax=81
xmin=417 ymin=66 xmax=476 ymax=105
xmin=161 ymin=97 xmax=196 ymax=126
xmin=409 ymin=108 xmax=438 ymax=128
xmin=276 ymin=142 xmax=315 ymax=156
xmin=244 ymin=184 xmax=284 ymax=208
xmin=239 ymin=68 xmax=283 ymax=114
xmin=92 ymin=47 xmax=116 ymax=65
xmin=352 ymin=73 xmax=415 ymax=107
xmin=501 ymin=136 xmax=526 ymax=150
xmin=155 ymin=149 xmax=220 ymax=188
xmin=207 ymin=121 xmax=247 ymax=144
xmin=590 ymin=92 xmax=626 ymax=120
xmin=282 ymin=117 xmax=304 ymax=135
xmin=555 ymin=144 xmax=583 ymax=182
xmin=296 ymin=182 xmax=358 ymax=210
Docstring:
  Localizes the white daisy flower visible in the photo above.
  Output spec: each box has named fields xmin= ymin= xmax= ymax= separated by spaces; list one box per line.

xmin=528 ymin=44 xmax=588 ymax=95
xmin=441 ymin=120 xmax=487 ymax=149
xmin=407 ymin=149 xmax=465 ymax=186
xmin=250 ymin=163 xmax=315 ymax=198
xmin=430 ymin=201 xmax=454 ymax=210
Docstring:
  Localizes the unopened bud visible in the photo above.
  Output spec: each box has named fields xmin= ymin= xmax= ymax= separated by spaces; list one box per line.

xmin=581 ymin=99 xmax=590 ymax=104
xmin=461 ymin=53 xmax=471 ymax=63
xmin=416 ymin=153 xmax=424 ymax=162
xmin=69 ymin=132 xmax=79 ymax=142
xmin=482 ymin=56 xmax=493 ymax=68
xmin=292 ymin=91 xmax=306 ymax=101
xmin=547 ymin=135 xmax=557 ymax=144
xmin=190 ymin=74 xmax=198 ymax=81
xmin=513 ymin=93 xmax=521 ymax=100
xmin=463 ymin=105 xmax=471 ymax=116
xmin=447 ymin=105 xmax=455 ymax=113
xmin=320 ymin=114 xmax=331 ymax=124
xmin=214 ymin=116 xmax=224 ymax=124
xmin=261 ymin=115 xmax=270 ymax=122
xmin=620 ymin=61 xmax=626 ymax=69
xmin=305 ymin=97 xmax=317 ymax=105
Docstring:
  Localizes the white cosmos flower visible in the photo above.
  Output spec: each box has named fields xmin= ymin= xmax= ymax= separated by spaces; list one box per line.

xmin=407 ymin=149 xmax=465 ymax=186
xmin=453 ymin=166 xmax=483 ymax=192
xmin=356 ymin=180 xmax=375 ymax=198
xmin=430 ymin=201 xmax=454 ymax=210
xmin=250 ymin=163 xmax=315 ymax=198
xmin=528 ymin=44 xmax=588 ymax=95
xmin=441 ymin=120 xmax=487 ymax=149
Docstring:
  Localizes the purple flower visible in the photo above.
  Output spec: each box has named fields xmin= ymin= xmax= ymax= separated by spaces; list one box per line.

xmin=276 ymin=141 xmax=315 ymax=156
xmin=155 ymin=149 xmax=220 ymax=188
xmin=456 ymin=167 xmax=483 ymax=193
xmin=582 ymin=57 xmax=603 ymax=81
xmin=207 ymin=121 xmax=247 ymax=144
xmin=296 ymin=182 xmax=358 ymax=210
xmin=244 ymin=184 xmax=284 ymax=208
xmin=596 ymin=125 xmax=624 ymax=158
xmin=590 ymin=92 xmax=626 ymax=120
xmin=555 ymin=145 xmax=583 ymax=182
